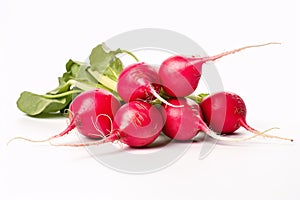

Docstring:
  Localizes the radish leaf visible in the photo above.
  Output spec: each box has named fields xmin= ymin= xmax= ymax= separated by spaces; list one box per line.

xmin=16 ymin=43 xmax=137 ymax=116
xmin=17 ymin=91 xmax=72 ymax=116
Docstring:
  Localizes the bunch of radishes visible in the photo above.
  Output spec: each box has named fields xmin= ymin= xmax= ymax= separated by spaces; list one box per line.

xmin=12 ymin=42 xmax=293 ymax=148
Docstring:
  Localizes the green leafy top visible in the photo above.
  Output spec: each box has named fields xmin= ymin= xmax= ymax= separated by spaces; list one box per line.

xmin=17 ymin=43 xmax=138 ymax=117
xmin=89 ymin=43 xmax=138 ymax=81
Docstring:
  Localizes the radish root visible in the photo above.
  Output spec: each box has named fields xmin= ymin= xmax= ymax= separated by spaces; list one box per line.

xmin=205 ymin=127 xmax=279 ymax=142
xmin=7 ymin=119 xmax=76 ymax=145
xmin=50 ymin=133 xmax=119 ymax=147
xmin=201 ymin=42 xmax=281 ymax=63
xmin=90 ymin=114 xmax=113 ymax=138
xmin=239 ymin=119 xmax=293 ymax=142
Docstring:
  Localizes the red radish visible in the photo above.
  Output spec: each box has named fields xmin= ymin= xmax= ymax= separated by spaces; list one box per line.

xmin=9 ymin=89 xmax=121 ymax=143
xmin=162 ymin=97 xmax=268 ymax=142
xmin=51 ymin=101 xmax=164 ymax=147
xmin=117 ymin=62 xmax=182 ymax=107
xmin=200 ymin=91 xmax=293 ymax=141
xmin=66 ymin=89 xmax=121 ymax=138
xmin=162 ymin=97 xmax=207 ymax=140
xmin=159 ymin=42 xmax=280 ymax=97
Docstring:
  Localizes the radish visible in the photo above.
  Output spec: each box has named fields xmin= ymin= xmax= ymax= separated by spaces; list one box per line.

xmin=117 ymin=62 xmax=182 ymax=107
xmin=9 ymin=89 xmax=121 ymax=143
xmin=200 ymin=91 xmax=293 ymax=141
xmin=162 ymin=97 xmax=206 ymax=140
xmin=159 ymin=42 xmax=279 ymax=97
xmin=51 ymin=101 xmax=164 ymax=147
xmin=162 ymin=97 xmax=271 ymax=142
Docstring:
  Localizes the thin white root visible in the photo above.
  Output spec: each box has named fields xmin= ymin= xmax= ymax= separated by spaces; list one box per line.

xmin=239 ymin=120 xmax=293 ymax=142
xmin=49 ymin=134 xmax=117 ymax=147
xmin=49 ymin=140 xmax=106 ymax=147
xmin=7 ymin=136 xmax=50 ymax=145
xmin=91 ymin=114 xmax=113 ymax=138
xmin=205 ymin=127 xmax=279 ymax=142
xmin=149 ymin=86 xmax=183 ymax=108
xmin=251 ymin=128 xmax=293 ymax=142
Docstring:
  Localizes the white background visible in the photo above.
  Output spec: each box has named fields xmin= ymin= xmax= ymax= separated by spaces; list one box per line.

xmin=1 ymin=0 xmax=299 ymax=199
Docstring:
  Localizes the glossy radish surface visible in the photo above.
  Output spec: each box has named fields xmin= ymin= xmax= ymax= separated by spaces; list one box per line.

xmin=162 ymin=97 xmax=265 ymax=142
xmin=117 ymin=62 xmax=181 ymax=107
xmin=200 ymin=92 xmax=247 ymax=133
xmin=10 ymin=89 xmax=121 ymax=143
xmin=51 ymin=101 xmax=164 ymax=147
xmin=159 ymin=43 xmax=279 ymax=97
xmin=200 ymin=91 xmax=293 ymax=141
xmin=117 ymin=62 xmax=161 ymax=102
xmin=112 ymin=101 xmax=163 ymax=147
xmin=162 ymin=97 xmax=208 ymax=140
xmin=68 ymin=89 xmax=121 ymax=138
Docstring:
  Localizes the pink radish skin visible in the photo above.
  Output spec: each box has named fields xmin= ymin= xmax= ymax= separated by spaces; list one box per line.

xmin=159 ymin=42 xmax=279 ymax=97
xmin=200 ymin=92 xmax=293 ymax=141
xmin=161 ymin=97 xmax=265 ymax=142
xmin=162 ymin=97 xmax=208 ymax=140
xmin=10 ymin=89 xmax=121 ymax=143
xmin=117 ymin=62 xmax=161 ymax=102
xmin=51 ymin=101 xmax=164 ymax=147
xmin=162 ymin=97 xmax=285 ymax=142
xmin=67 ymin=89 xmax=121 ymax=138
xmin=117 ymin=62 xmax=181 ymax=108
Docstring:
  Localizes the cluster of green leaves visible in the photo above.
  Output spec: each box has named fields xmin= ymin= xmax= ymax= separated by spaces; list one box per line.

xmin=17 ymin=43 xmax=137 ymax=116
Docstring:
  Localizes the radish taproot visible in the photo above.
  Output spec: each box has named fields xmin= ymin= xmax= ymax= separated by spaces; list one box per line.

xmin=51 ymin=101 xmax=164 ymax=147
xmin=9 ymin=89 xmax=121 ymax=143
xmin=159 ymin=42 xmax=280 ymax=97
xmin=117 ymin=62 xmax=182 ymax=107
xmin=200 ymin=91 xmax=293 ymax=141
xmin=162 ymin=97 xmax=270 ymax=142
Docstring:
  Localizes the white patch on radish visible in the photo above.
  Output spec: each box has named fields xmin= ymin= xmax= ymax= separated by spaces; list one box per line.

xmin=78 ymin=98 xmax=93 ymax=114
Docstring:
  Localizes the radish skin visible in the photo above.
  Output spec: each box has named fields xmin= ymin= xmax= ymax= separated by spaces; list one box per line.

xmin=117 ymin=62 xmax=182 ymax=107
xmin=162 ymin=97 xmax=273 ymax=142
xmin=200 ymin=92 xmax=293 ymax=142
xmin=51 ymin=101 xmax=164 ymax=147
xmin=159 ymin=42 xmax=280 ymax=97
xmin=8 ymin=89 xmax=121 ymax=143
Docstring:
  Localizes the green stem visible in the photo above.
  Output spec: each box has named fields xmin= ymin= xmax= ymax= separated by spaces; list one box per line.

xmin=187 ymin=95 xmax=201 ymax=103
xmin=120 ymin=50 xmax=139 ymax=62
xmin=150 ymin=99 xmax=165 ymax=106
xmin=187 ymin=93 xmax=210 ymax=103
xmin=42 ymin=89 xmax=82 ymax=99
xmin=87 ymin=68 xmax=118 ymax=92
xmin=68 ymin=80 xmax=97 ymax=91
